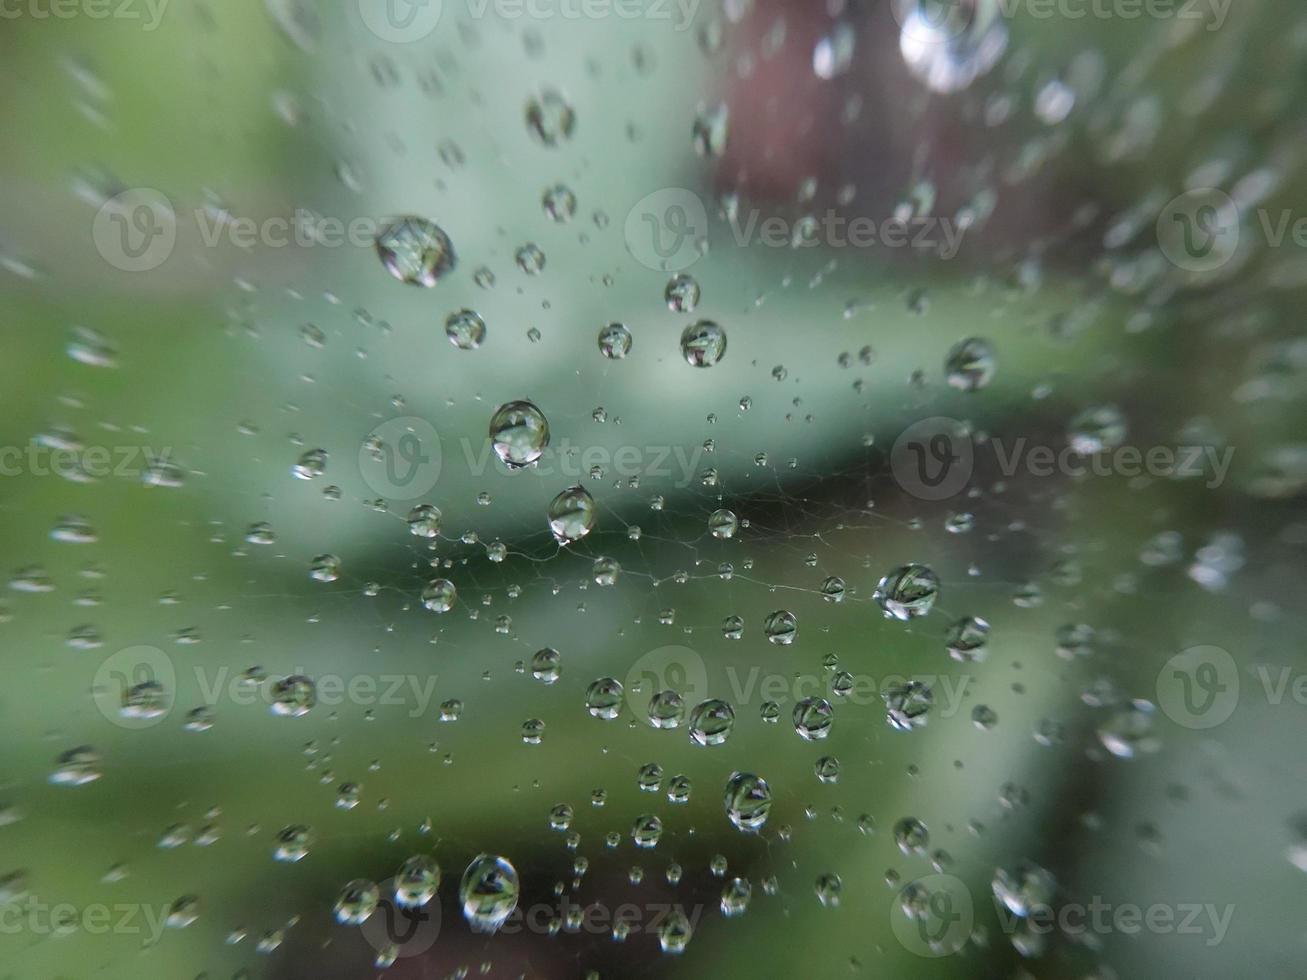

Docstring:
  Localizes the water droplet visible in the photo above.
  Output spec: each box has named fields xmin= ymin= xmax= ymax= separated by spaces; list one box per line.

xmin=291 ymin=448 xmax=327 ymax=480
xmin=875 ymin=563 xmax=940 ymax=620
xmin=665 ymin=274 xmax=700 ymax=312
xmin=1097 ymin=699 xmax=1160 ymax=758
xmin=547 ymin=485 xmax=596 ymax=543
xmin=658 ymin=906 xmax=693 ymax=953
xmin=165 ymin=895 xmax=201 ymax=929
xmin=724 ymin=772 xmax=772 ymax=832
xmin=721 ymin=877 xmax=752 ymax=917
xmin=49 ymin=746 xmax=101 ymax=786
xmin=375 ymin=217 xmax=456 ymax=287
xmin=815 ymin=873 xmax=843 ymax=908
xmin=1068 ymin=404 xmax=1128 ymax=455
xmin=526 ymin=89 xmax=576 ymax=146
xmin=542 ymin=184 xmax=577 ymax=222
xmin=885 ymin=681 xmax=933 ymax=731
xmin=598 ymin=322 xmax=632 ymax=359
xmin=521 ymin=718 xmax=545 ymax=744
xmin=459 ymin=854 xmax=519 ymax=933
xmin=945 ymin=616 xmax=990 ymax=662
xmin=793 ymin=697 xmax=833 ymax=740
xmin=274 ymin=825 xmax=314 ymax=862
xmin=631 ymin=813 xmax=663 ymax=848
xmin=899 ymin=0 xmax=1008 ymax=94
xmin=972 ymin=704 xmax=998 ymax=730
xmin=648 ymin=689 xmax=686 ymax=729
xmin=764 ymin=609 xmax=798 ymax=645
xmin=894 ymin=816 xmax=930 ymax=854
xmin=515 ymin=243 xmax=546 ymax=275
xmin=407 ymin=503 xmax=441 ymax=538
xmin=681 ymin=321 xmax=727 ymax=367
xmin=334 ymin=879 xmax=380 ymax=925
xmin=688 ymin=699 xmax=736 ymax=746
xmin=586 ymin=677 xmax=623 ymax=720
xmin=592 ymin=556 xmax=621 ymax=585
xmin=944 ymin=337 xmax=996 ymax=391
xmin=530 ymin=647 xmax=561 ymax=684
xmin=992 ymin=861 xmax=1056 ymax=917
xmin=708 ymin=508 xmax=738 ymax=539
xmin=422 ymin=578 xmax=457 ymax=613
xmin=813 ymin=22 xmax=855 ymax=79
xmin=691 ymin=103 xmax=729 ymax=157
xmin=445 ymin=309 xmax=486 ymax=350
xmin=489 ymin=400 xmax=550 ymax=468
xmin=270 ymin=675 xmax=315 ymax=717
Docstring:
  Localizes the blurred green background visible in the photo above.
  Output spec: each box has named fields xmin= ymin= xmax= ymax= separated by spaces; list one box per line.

xmin=2 ymin=1 xmax=1306 ymax=977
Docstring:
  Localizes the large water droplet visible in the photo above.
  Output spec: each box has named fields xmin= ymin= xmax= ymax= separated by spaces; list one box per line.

xmin=875 ymin=563 xmax=940 ymax=620
xmin=489 ymin=400 xmax=550 ymax=468
xmin=688 ymin=699 xmax=736 ymax=746
xmin=681 ymin=321 xmax=727 ymax=367
xmin=459 ymin=854 xmax=519 ymax=933
xmin=547 ymin=485 xmax=596 ymax=543
xmin=724 ymin=771 xmax=772 ymax=832
xmin=375 ymin=217 xmax=456 ymax=287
